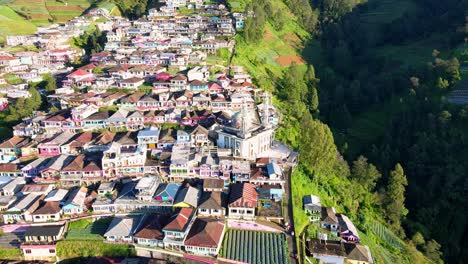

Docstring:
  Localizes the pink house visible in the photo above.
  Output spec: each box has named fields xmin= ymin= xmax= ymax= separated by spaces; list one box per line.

xmin=37 ymin=132 xmax=75 ymax=156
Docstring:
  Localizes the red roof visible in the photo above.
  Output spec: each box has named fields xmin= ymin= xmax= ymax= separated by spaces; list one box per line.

xmin=208 ymin=82 xmax=222 ymax=90
xmin=164 ymin=208 xmax=193 ymax=231
xmin=229 ymin=183 xmax=258 ymax=208
xmin=69 ymin=69 xmax=92 ymax=77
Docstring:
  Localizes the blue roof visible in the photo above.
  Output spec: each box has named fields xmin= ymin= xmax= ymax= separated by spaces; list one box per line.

xmin=267 ymin=162 xmax=282 ymax=176
xmin=155 ymin=183 xmax=180 ymax=198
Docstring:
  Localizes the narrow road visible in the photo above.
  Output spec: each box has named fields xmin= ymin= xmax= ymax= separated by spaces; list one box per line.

xmin=284 ymin=166 xmax=298 ymax=264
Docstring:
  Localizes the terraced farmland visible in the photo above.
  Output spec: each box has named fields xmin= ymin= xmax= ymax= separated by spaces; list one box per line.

xmin=0 ymin=5 xmax=37 ymax=43
xmin=222 ymin=229 xmax=289 ymax=264
xmin=65 ymin=218 xmax=112 ymax=240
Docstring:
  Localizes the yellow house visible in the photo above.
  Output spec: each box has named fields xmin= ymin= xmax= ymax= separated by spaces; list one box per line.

xmin=173 ymin=186 xmax=199 ymax=208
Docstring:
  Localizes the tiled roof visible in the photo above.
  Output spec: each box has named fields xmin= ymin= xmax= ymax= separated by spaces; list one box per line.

xmin=133 ymin=214 xmax=168 ymax=240
xmin=62 ymin=155 xmax=85 ymax=171
xmin=0 ymin=163 xmax=20 ymax=172
xmin=0 ymin=136 xmax=30 ymax=149
xmin=69 ymin=69 xmax=91 ymax=77
xmin=198 ymin=191 xmax=223 ymax=210
xmin=121 ymin=92 xmax=145 ymax=103
xmin=121 ymin=77 xmax=144 ymax=83
xmin=203 ymin=179 xmax=224 ymax=190
xmin=163 ymin=207 xmax=193 ymax=231
xmin=172 ymin=74 xmax=187 ymax=81
xmin=32 ymin=201 xmax=61 ymax=215
xmin=85 ymin=111 xmax=109 ymax=120
xmin=228 ymin=183 xmax=257 ymax=208
xmin=184 ymin=218 xmax=225 ymax=248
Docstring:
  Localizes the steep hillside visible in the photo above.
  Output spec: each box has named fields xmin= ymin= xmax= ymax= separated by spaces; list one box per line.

xmin=0 ymin=5 xmax=37 ymax=43
xmin=230 ymin=0 xmax=429 ymax=263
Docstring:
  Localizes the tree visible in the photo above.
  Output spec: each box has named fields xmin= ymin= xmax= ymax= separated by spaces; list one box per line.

xmin=436 ymin=77 xmax=449 ymax=90
xmin=309 ymin=86 xmax=319 ymax=114
xmin=424 ymin=240 xmax=443 ymax=263
xmin=299 ymin=113 xmax=337 ymax=176
xmin=26 ymin=86 xmax=42 ymax=111
xmin=44 ymin=74 xmax=57 ymax=94
xmin=385 ymin=163 xmax=408 ymax=235
xmin=411 ymin=232 xmax=425 ymax=248
xmin=351 ymin=156 xmax=382 ymax=190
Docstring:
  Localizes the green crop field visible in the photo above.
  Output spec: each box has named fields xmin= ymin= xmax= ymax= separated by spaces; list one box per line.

xmin=7 ymin=0 xmax=52 ymax=25
xmin=222 ymin=229 xmax=289 ymax=264
xmin=66 ymin=218 xmax=112 ymax=240
xmin=0 ymin=6 xmax=37 ymax=44
xmin=45 ymin=0 xmax=91 ymax=23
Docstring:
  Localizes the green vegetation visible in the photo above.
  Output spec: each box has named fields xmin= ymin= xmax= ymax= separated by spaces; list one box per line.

xmin=221 ymin=229 xmax=289 ymax=264
xmin=233 ymin=0 xmax=444 ymax=263
xmin=0 ymin=248 xmax=22 ymax=260
xmin=313 ymin=0 xmax=467 ymax=262
xmin=66 ymin=218 xmax=112 ymax=240
xmin=233 ymin=0 xmax=309 ymax=89
xmin=0 ymin=5 xmax=36 ymax=44
xmin=45 ymin=0 xmax=90 ymax=23
xmin=72 ymin=26 xmax=106 ymax=56
xmin=57 ymin=240 xmax=135 ymax=259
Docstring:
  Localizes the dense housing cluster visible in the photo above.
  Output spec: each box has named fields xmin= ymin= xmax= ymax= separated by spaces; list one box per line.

xmin=0 ymin=1 xmax=296 ymax=263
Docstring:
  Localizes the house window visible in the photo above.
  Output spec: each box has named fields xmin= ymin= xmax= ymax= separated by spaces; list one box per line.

xmin=49 ymin=249 xmax=55 ymax=254
xmin=25 ymin=249 xmax=31 ymax=254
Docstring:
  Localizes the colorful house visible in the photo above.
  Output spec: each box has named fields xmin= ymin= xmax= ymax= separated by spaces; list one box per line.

xmin=154 ymin=183 xmax=180 ymax=202
xmin=61 ymin=187 xmax=87 ymax=215
xmin=21 ymin=224 xmax=65 ymax=261
xmin=163 ymin=207 xmax=195 ymax=251
xmin=0 ymin=136 xmax=30 ymax=163
xmin=173 ymin=186 xmax=200 ymax=208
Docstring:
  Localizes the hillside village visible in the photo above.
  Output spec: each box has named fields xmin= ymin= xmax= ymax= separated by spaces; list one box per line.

xmin=0 ymin=1 xmax=373 ymax=263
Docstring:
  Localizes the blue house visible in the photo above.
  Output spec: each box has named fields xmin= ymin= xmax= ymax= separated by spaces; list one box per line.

xmin=155 ymin=183 xmax=180 ymax=202
xmin=82 ymin=111 xmax=109 ymax=131
xmin=189 ymin=80 xmax=208 ymax=91
xmin=176 ymin=130 xmax=190 ymax=144
xmin=61 ymin=187 xmax=87 ymax=215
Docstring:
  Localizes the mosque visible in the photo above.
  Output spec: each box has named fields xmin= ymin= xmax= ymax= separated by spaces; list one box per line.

xmin=216 ymin=96 xmax=276 ymax=160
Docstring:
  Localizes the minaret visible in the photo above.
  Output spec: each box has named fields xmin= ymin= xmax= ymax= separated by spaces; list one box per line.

xmin=238 ymin=97 xmax=251 ymax=139
xmin=262 ymin=93 xmax=271 ymax=128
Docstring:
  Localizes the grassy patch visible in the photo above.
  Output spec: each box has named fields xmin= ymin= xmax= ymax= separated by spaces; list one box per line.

xmin=233 ymin=18 xmax=309 ymax=89
xmin=57 ymin=240 xmax=136 ymax=259
xmin=66 ymin=218 xmax=112 ymax=241
xmin=0 ymin=248 xmax=22 ymax=260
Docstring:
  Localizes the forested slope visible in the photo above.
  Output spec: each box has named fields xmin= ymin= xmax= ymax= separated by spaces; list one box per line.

xmin=312 ymin=0 xmax=467 ymax=263
xmin=229 ymin=0 xmax=436 ymax=263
